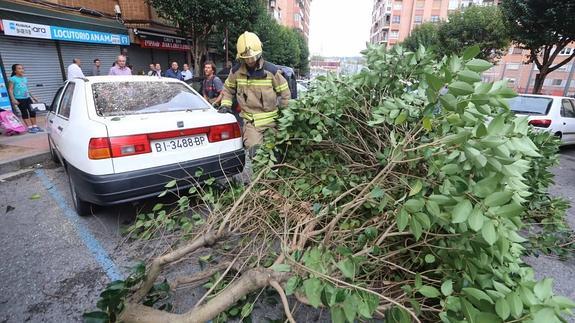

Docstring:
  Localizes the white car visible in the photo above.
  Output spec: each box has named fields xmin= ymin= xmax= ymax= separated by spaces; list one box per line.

xmin=47 ymin=76 xmax=244 ymax=216
xmin=508 ymin=94 xmax=575 ymax=145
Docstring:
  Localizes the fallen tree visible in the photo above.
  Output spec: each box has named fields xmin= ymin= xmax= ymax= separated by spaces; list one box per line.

xmin=85 ymin=45 xmax=575 ymax=323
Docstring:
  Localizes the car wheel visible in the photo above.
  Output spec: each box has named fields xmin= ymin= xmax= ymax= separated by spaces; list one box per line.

xmin=48 ymin=135 xmax=60 ymax=164
xmin=67 ymin=171 xmax=92 ymax=216
xmin=555 ymin=132 xmax=562 ymax=140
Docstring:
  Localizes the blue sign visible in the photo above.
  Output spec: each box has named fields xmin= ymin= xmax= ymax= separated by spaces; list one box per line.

xmin=51 ymin=26 xmax=130 ymax=45
xmin=0 ymin=71 xmax=12 ymax=111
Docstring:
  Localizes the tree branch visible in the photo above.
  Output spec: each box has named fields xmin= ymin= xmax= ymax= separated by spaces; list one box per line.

xmin=270 ymin=280 xmax=296 ymax=323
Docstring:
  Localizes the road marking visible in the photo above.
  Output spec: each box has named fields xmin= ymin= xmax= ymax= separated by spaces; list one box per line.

xmin=35 ymin=169 xmax=122 ymax=281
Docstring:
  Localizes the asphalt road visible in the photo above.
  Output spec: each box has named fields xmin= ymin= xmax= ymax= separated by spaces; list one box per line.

xmin=1 ymin=147 xmax=575 ymax=322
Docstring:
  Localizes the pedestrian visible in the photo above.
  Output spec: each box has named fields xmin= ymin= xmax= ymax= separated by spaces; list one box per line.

xmin=108 ymin=55 xmax=132 ymax=75
xmin=147 ymin=63 xmax=156 ymax=76
xmin=154 ymin=63 xmax=163 ymax=77
xmin=219 ymin=31 xmax=291 ymax=156
xmin=67 ymin=58 xmax=85 ymax=80
xmin=92 ymin=58 xmax=102 ymax=76
xmin=182 ymin=63 xmax=193 ymax=81
xmin=202 ymin=61 xmax=224 ymax=106
xmin=165 ymin=61 xmax=183 ymax=80
xmin=7 ymin=64 xmax=43 ymax=133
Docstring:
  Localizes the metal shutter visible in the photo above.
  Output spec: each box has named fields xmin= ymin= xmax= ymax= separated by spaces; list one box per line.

xmin=0 ymin=35 xmax=64 ymax=105
xmin=59 ymin=42 xmax=121 ymax=77
xmin=126 ymin=46 xmax=153 ymax=75
xmin=151 ymin=50 xmax=170 ymax=72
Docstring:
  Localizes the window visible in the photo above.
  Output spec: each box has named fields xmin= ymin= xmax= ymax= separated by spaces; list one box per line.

xmin=393 ymin=1 xmax=402 ymax=10
xmin=390 ymin=30 xmax=399 ymax=39
xmin=512 ymin=47 xmax=523 ymax=55
xmin=433 ymin=0 xmax=442 ymax=9
xmin=92 ymin=81 xmax=209 ymax=117
xmin=506 ymin=63 xmax=520 ymax=70
xmin=414 ymin=16 xmax=423 ymax=24
xmin=294 ymin=13 xmax=301 ymax=22
xmin=557 ymin=65 xmax=571 ymax=72
xmin=58 ymin=83 xmax=75 ymax=119
xmin=552 ymin=79 xmax=563 ymax=86
xmin=561 ymin=100 xmax=575 ymax=118
xmin=430 ymin=15 xmax=440 ymax=22
xmin=449 ymin=0 xmax=459 ymax=10
xmin=416 ymin=1 xmax=424 ymax=8
xmin=392 ymin=15 xmax=401 ymax=23
xmin=508 ymin=96 xmax=553 ymax=115
xmin=559 ymin=47 xmax=574 ymax=56
xmin=505 ymin=78 xmax=516 ymax=84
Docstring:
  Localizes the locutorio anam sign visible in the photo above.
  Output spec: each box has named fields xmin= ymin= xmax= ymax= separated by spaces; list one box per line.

xmin=1 ymin=19 xmax=129 ymax=45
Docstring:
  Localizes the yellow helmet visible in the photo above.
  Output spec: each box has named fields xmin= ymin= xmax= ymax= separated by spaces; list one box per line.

xmin=236 ymin=31 xmax=263 ymax=63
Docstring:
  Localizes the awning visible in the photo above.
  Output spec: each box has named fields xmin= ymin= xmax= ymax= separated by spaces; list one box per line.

xmin=0 ymin=0 xmax=126 ymax=34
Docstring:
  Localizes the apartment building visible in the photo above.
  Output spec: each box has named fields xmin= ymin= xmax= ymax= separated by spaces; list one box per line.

xmin=370 ymin=0 xmax=498 ymax=47
xmin=267 ymin=0 xmax=311 ymax=40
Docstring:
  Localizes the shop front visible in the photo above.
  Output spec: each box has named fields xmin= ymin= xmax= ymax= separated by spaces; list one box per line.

xmin=126 ymin=29 xmax=191 ymax=75
xmin=0 ymin=0 xmax=129 ymax=106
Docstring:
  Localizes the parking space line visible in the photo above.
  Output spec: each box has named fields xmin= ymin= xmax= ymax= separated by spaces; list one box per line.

xmin=35 ymin=169 xmax=122 ymax=281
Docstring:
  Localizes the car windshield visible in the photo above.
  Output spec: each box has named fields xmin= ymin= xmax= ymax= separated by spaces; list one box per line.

xmin=508 ymin=96 xmax=553 ymax=115
xmin=92 ymin=81 xmax=210 ymax=117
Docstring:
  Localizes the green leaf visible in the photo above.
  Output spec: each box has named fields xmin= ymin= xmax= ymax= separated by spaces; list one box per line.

xmin=493 ymin=281 xmax=511 ymax=294
xmin=405 ymin=199 xmax=424 ymax=212
xmin=397 ymin=209 xmax=410 ymax=231
xmin=157 ymin=190 xmax=168 ymax=198
xmin=425 ymin=254 xmax=435 ymax=263
xmin=488 ymin=115 xmax=505 ymax=134
xmin=419 ymin=285 xmax=441 ymax=298
xmin=466 ymin=59 xmax=493 ymax=72
xmin=409 ymin=180 xmax=423 ymax=197
xmin=533 ymin=308 xmax=556 ymax=323
xmin=426 ymin=200 xmax=441 ymax=217
xmin=484 ymin=191 xmax=513 ymax=207
xmin=426 ymin=73 xmax=444 ymax=91
xmin=165 ymin=180 xmax=177 ymax=188
xmin=415 ymin=212 xmax=431 ymax=229
xmin=439 ymin=94 xmax=457 ymax=111
xmin=330 ymin=306 xmax=346 ymax=323
xmin=496 ymin=202 xmax=523 ymax=218
xmin=269 ymin=263 xmax=291 ymax=272
xmin=152 ymin=203 xmax=164 ymax=212
xmin=476 ymin=312 xmax=502 ymax=323
xmin=468 ymin=207 xmax=484 ymax=232
xmin=284 ymin=277 xmax=300 ymax=296
xmin=441 ymin=280 xmax=453 ymax=296
xmin=441 ymin=164 xmax=459 ymax=175
xmin=534 ymin=278 xmax=553 ymax=300
xmin=495 ymin=298 xmax=510 ymax=320
xmin=303 ymin=278 xmax=323 ymax=308
xmin=458 ymin=69 xmax=482 ymax=83
xmin=423 ymin=116 xmax=432 ymax=131
xmin=463 ymin=45 xmax=481 ymax=60
xmin=394 ymin=111 xmax=408 ymax=125
xmin=475 ymin=82 xmax=493 ymax=94
xmin=240 ymin=302 xmax=253 ymax=318
xmin=507 ymin=292 xmax=523 ymax=319
xmin=342 ymin=295 xmax=358 ymax=322
xmin=448 ymin=81 xmax=475 ymax=96
xmin=481 ymin=220 xmax=497 ymax=245
xmin=370 ymin=187 xmax=384 ymax=199
xmin=83 ymin=311 xmax=109 ymax=323
xmin=463 ymin=287 xmax=493 ymax=304
xmin=410 ymin=216 xmax=423 ymax=240
xmin=29 ymin=193 xmax=41 ymax=200
xmin=336 ymin=258 xmax=356 ymax=279
xmin=452 ymin=199 xmax=472 ymax=223
xmin=552 ymin=295 xmax=575 ymax=308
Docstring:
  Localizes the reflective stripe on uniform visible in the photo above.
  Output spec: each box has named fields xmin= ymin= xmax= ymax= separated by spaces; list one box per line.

xmin=221 ymin=99 xmax=233 ymax=107
xmin=225 ymin=79 xmax=236 ymax=88
xmin=274 ymin=83 xmax=289 ymax=92
xmin=241 ymin=110 xmax=278 ymax=127
xmin=236 ymin=78 xmax=273 ymax=86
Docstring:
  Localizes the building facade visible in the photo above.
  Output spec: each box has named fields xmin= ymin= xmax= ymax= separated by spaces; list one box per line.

xmin=0 ymin=0 xmax=192 ymax=108
xmin=267 ymin=0 xmax=311 ymax=40
xmin=370 ymin=0 xmax=498 ymax=47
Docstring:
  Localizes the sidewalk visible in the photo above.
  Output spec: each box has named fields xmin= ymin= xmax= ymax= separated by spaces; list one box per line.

xmin=0 ymin=114 xmax=50 ymax=174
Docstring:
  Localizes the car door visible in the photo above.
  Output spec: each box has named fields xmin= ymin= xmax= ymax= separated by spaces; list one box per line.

xmin=560 ymin=99 xmax=575 ymax=144
xmin=46 ymin=85 xmax=65 ymax=142
xmin=51 ymin=82 xmax=76 ymax=156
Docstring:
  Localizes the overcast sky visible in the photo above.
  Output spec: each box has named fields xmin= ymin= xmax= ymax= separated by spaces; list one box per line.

xmin=309 ymin=0 xmax=372 ymax=57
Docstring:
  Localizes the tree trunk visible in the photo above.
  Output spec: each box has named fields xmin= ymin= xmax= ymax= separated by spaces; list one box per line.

xmin=193 ymin=36 xmax=207 ymax=78
xmin=532 ymin=72 xmax=546 ymax=94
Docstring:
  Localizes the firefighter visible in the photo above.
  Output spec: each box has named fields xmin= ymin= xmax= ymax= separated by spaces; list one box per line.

xmin=219 ymin=31 xmax=291 ymax=156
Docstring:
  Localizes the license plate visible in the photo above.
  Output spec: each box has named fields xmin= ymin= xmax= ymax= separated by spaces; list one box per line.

xmin=152 ymin=136 xmax=207 ymax=153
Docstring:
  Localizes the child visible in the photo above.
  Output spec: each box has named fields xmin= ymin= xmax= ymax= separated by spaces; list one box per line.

xmin=8 ymin=64 xmax=43 ymax=133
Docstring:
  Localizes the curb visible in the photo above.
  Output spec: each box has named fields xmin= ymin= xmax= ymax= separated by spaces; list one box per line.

xmin=0 ymin=151 xmax=51 ymax=175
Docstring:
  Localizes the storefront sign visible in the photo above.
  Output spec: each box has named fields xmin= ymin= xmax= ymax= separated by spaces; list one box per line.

xmin=140 ymin=34 xmax=190 ymax=51
xmin=1 ymin=19 xmax=129 ymax=45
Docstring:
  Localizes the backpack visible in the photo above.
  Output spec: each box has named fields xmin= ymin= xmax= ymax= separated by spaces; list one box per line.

xmin=0 ymin=109 xmax=27 ymax=135
xmin=277 ymin=65 xmax=298 ymax=99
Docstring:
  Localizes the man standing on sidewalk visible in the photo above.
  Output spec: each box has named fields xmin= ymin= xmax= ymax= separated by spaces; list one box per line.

xmin=108 ymin=55 xmax=132 ymax=76
xmin=165 ymin=62 xmax=183 ymax=80
xmin=91 ymin=59 xmax=102 ymax=76
xmin=67 ymin=58 xmax=85 ymax=80
xmin=182 ymin=63 xmax=193 ymax=81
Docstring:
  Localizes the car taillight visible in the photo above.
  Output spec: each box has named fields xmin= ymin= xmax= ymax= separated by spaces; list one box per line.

xmin=208 ymin=123 xmax=241 ymax=142
xmin=109 ymin=134 xmax=152 ymax=157
xmin=88 ymin=138 xmax=112 ymax=160
xmin=528 ymin=119 xmax=552 ymax=128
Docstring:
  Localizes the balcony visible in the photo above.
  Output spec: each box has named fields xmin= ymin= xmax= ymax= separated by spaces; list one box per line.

xmin=270 ymin=0 xmax=276 ymax=8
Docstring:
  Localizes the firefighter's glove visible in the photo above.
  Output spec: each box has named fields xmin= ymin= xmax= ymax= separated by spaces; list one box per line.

xmin=218 ymin=107 xmax=232 ymax=114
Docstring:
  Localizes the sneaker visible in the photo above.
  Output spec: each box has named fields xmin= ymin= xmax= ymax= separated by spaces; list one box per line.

xmin=33 ymin=127 xmax=44 ymax=132
xmin=28 ymin=128 xmax=38 ymax=134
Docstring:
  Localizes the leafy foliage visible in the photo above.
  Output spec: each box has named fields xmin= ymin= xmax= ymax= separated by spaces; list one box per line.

xmin=403 ymin=23 xmax=440 ymax=55
xmin=500 ymin=0 xmax=575 ymax=93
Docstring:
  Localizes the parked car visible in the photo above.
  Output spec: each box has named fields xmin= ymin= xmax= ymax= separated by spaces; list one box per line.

xmin=508 ymin=94 xmax=575 ymax=145
xmin=47 ymin=76 xmax=245 ymax=216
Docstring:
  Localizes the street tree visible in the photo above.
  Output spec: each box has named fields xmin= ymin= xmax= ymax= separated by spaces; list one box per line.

xmin=148 ymin=0 xmax=257 ymax=76
xmin=402 ymin=22 xmax=440 ymax=54
xmin=501 ymin=0 xmax=575 ymax=94
xmin=437 ymin=5 xmax=511 ymax=62
xmin=295 ymin=31 xmax=310 ymax=77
